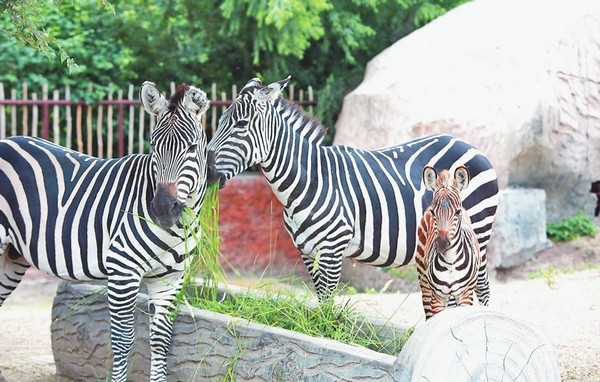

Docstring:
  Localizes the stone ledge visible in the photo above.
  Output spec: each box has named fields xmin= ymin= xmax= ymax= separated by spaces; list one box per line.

xmin=51 ymin=281 xmax=400 ymax=381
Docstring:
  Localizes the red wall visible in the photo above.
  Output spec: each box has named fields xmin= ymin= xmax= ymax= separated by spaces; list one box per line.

xmin=217 ymin=174 xmax=302 ymax=274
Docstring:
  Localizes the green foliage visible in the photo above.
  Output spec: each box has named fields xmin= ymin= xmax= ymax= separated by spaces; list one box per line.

xmin=0 ymin=0 xmax=114 ymax=73
xmin=546 ymin=213 xmax=597 ymax=242
xmin=0 ymin=0 xmax=132 ymax=100
xmin=1 ymin=0 xmax=465 ymax=136
xmin=221 ymin=0 xmax=332 ymax=65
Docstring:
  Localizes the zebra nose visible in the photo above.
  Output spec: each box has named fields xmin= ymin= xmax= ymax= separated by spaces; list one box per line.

xmin=206 ymin=150 xmax=222 ymax=187
xmin=150 ymin=183 xmax=184 ymax=229
xmin=435 ymin=235 xmax=451 ymax=252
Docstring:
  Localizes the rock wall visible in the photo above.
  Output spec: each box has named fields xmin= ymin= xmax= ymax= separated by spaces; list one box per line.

xmin=334 ymin=0 xmax=600 ymax=222
xmin=487 ymin=189 xmax=551 ymax=269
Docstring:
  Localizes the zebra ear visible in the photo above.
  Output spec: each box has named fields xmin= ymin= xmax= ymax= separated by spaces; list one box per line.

xmin=454 ymin=166 xmax=470 ymax=191
xmin=140 ymin=81 xmax=169 ymax=116
xmin=253 ymin=75 xmax=291 ymax=104
xmin=423 ymin=166 xmax=438 ymax=191
xmin=244 ymin=77 xmax=263 ymax=90
xmin=184 ymin=86 xmax=210 ymax=118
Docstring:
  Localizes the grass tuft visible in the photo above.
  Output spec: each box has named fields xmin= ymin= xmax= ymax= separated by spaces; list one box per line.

xmin=179 ymin=182 xmax=410 ymax=360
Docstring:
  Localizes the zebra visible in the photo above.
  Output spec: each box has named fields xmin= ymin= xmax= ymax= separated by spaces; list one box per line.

xmin=0 ymin=82 xmax=210 ymax=382
xmin=416 ymin=166 xmax=484 ymax=319
xmin=207 ymin=76 xmax=499 ymax=302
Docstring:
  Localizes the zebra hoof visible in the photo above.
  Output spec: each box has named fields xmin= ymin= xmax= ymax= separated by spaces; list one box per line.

xmin=392 ymin=306 xmax=560 ymax=381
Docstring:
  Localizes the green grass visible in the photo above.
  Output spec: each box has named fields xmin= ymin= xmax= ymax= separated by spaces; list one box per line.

xmin=179 ymin=184 xmax=228 ymax=304
xmin=527 ymin=266 xmax=575 ymax=287
xmin=186 ymin=285 xmax=408 ymax=356
xmin=546 ymin=213 xmax=597 ymax=242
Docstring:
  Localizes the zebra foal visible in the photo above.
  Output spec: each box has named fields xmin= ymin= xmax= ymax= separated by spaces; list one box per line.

xmin=416 ymin=166 xmax=484 ymax=319
xmin=0 ymin=82 xmax=210 ymax=381
xmin=207 ymin=76 xmax=499 ymax=303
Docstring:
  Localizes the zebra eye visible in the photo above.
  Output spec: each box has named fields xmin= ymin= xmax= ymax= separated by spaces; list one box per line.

xmin=187 ymin=143 xmax=198 ymax=154
xmin=234 ymin=120 xmax=248 ymax=128
xmin=454 ymin=209 xmax=462 ymax=216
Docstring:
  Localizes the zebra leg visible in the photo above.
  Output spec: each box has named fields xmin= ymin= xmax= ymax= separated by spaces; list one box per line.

xmin=302 ymin=251 xmax=342 ymax=302
xmin=456 ymin=290 xmax=475 ymax=307
xmin=107 ymin=270 xmax=142 ymax=382
xmin=145 ymin=272 xmax=185 ymax=382
xmin=0 ymin=245 xmax=30 ymax=307
xmin=474 ymin=252 xmax=490 ymax=306
xmin=429 ymin=293 xmax=446 ymax=319
xmin=419 ymin=283 xmax=434 ymax=319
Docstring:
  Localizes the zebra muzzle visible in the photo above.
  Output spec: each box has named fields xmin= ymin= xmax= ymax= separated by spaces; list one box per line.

xmin=435 ymin=233 xmax=451 ymax=253
xmin=206 ymin=150 xmax=227 ymax=189
xmin=150 ymin=183 xmax=185 ymax=229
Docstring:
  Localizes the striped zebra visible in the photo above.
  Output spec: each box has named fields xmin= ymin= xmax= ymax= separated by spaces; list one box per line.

xmin=0 ymin=82 xmax=210 ymax=382
xmin=207 ymin=76 xmax=499 ymax=302
xmin=416 ymin=166 xmax=484 ymax=319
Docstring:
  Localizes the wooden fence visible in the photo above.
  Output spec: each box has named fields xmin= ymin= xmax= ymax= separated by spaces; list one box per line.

xmin=0 ymin=82 xmax=315 ymax=158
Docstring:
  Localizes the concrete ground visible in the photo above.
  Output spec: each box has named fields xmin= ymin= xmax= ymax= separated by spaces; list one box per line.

xmin=1 ymin=259 xmax=599 ymax=381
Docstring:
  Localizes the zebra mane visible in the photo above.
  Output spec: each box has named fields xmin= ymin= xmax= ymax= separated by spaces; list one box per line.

xmin=277 ymin=98 xmax=328 ymax=144
xmin=168 ymin=84 xmax=190 ymax=112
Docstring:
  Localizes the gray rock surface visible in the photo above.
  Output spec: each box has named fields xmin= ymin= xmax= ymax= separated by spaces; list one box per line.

xmin=487 ymin=188 xmax=552 ymax=269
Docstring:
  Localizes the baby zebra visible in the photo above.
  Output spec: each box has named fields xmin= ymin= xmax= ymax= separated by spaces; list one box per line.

xmin=416 ymin=165 xmax=486 ymax=319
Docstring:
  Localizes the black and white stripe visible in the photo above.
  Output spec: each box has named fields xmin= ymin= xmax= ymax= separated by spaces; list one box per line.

xmin=0 ymin=82 xmax=209 ymax=382
xmin=207 ymin=76 xmax=499 ymax=301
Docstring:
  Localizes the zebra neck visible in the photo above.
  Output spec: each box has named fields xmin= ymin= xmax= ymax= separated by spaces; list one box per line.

xmin=260 ymin=114 xmax=325 ymax=209
xmin=435 ymin=238 xmax=464 ymax=265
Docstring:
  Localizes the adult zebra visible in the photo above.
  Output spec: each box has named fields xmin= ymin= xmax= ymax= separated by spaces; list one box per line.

xmin=0 ymin=82 xmax=209 ymax=382
xmin=207 ymin=76 xmax=499 ymax=304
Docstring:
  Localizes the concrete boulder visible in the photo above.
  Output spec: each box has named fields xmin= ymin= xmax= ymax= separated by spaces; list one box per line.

xmin=487 ymin=188 xmax=551 ymax=269
xmin=334 ymin=0 xmax=600 ymax=222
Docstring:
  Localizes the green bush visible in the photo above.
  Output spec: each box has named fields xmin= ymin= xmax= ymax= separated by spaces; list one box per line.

xmin=546 ymin=213 xmax=597 ymax=242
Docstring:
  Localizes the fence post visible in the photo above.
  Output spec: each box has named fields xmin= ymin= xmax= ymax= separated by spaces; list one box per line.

xmin=97 ymin=103 xmax=104 ymax=159
xmin=22 ymin=83 xmax=28 ymax=136
xmin=10 ymin=89 xmax=16 ymax=136
xmin=117 ymin=89 xmax=124 ymax=157
xmin=308 ymin=86 xmax=314 ymax=115
xmin=42 ymin=83 xmax=49 ymax=140
xmin=53 ymin=90 xmax=60 ymax=144
xmin=127 ymin=84 xmax=134 ymax=155
xmin=76 ymin=101 xmax=83 ymax=153
xmin=66 ymin=85 xmax=72 ymax=149
xmin=107 ymin=89 xmax=114 ymax=158
xmin=138 ymin=102 xmax=145 ymax=154
xmin=0 ymin=83 xmax=5 ymax=139
xmin=86 ymin=84 xmax=93 ymax=154
xmin=31 ymin=92 xmax=38 ymax=137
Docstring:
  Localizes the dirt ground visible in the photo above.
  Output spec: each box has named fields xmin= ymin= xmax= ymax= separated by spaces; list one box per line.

xmin=1 ymin=232 xmax=599 ymax=382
